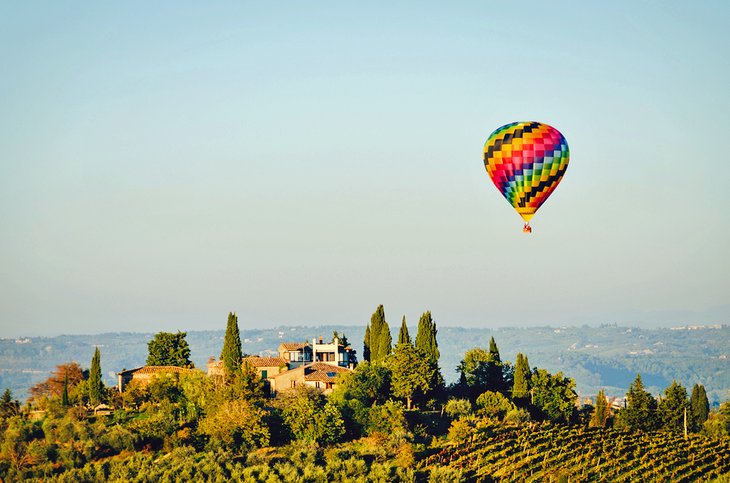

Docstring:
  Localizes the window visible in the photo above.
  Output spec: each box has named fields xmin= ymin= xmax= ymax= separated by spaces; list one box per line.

xmin=316 ymin=381 xmax=320 ymax=388
xmin=261 ymin=370 xmax=268 ymax=379
xmin=291 ymin=380 xmax=296 ymax=388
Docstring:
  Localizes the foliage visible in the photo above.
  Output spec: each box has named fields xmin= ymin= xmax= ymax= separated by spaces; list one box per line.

xmin=690 ymin=383 xmax=709 ymax=432
xmin=0 ymin=389 xmax=20 ymax=419
xmin=220 ymin=312 xmax=243 ymax=378
xmin=415 ymin=311 xmax=439 ymax=363
xmin=198 ymin=398 xmax=270 ymax=452
xmin=444 ymin=398 xmax=472 ymax=419
xmin=146 ymin=331 xmax=192 ymax=367
xmin=456 ymin=344 xmax=505 ymax=401
xmin=398 ymin=316 xmax=411 ymax=346
xmin=88 ymin=347 xmax=103 ymax=406
xmin=658 ymin=380 xmax=688 ymax=433
xmin=616 ymin=373 xmax=659 ymax=432
xmin=29 ymin=363 xmax=85 ymax=401
xmin=589 ymin=389 xmax=610 ymax=428
xmin=512 ymin=352 xmax=531 ymax=401
xmin=530 ymin=369 xmax=577 ymax=423
xmin=476 ymin=391 xmax=515 ymax=420
xmin=366 ymin=304 xmax=392 ymax=363
xmin=275 ymin=386 xmax=345 ymax=445
xmin=386 ymin=344 xmax=435 ymax=410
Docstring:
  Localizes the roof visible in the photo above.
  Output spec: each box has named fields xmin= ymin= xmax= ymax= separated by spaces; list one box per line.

xmin=243 ymin=356 xmax=288 ymax=368
xmin=303 ymin=363 xmax=351 ymax=383
xmin=279 ymin=342 xmax=310 ymax=351
xmin=117 ymin=365 xmax=193 ymax=375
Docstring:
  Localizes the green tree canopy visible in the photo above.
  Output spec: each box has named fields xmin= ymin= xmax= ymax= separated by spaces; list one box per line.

xmin=221 ymin=312 xmax=243 ymax=377
xmin=530 ymin=368 xmax=577 ymax=424
xmin=617 ymin=374 xmax=659 ymax=432
xmin=414 ymin=311 xmax=439 ymax=363
xmin=397 ymin=316 xmax=410 ymax=346
xmin=589 ymin=389 xmax=609 ymax=428
xmin=367 ymin=305 xmax=392 ymax=363
xmin=385 ymin=343 xmax=435 ymax=410
xmin=690 ymin=383 xmax=709 ymax=432
xmin=476 ymin=390 xmax=515 ymax=419
xmin=147 ymin=331 xmax=193 ymax=367
xmin=659 ymin=380 xmax=688 ymax=433
xmin=512 ymin=353 xmax=531 ymax=402
xmin=88 ymin=347 xmax=103 ymax=406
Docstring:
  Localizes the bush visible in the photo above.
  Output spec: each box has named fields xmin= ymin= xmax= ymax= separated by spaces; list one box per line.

xmin=475 ymin=391 xmax=515 ymax=420
xmin=444 ymin=399 xmax=472 ymax=419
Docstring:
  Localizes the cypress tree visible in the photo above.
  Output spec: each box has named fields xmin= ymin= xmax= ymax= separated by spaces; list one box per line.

xmin=363 ymin=324 xmax=371 ymax=362
xmin=221 ymin=312 xmax=243 ymax=377
xmin=61 ymin=370 xmax=69 ymax=406
xmin=690 ymin=383 xmax=709 ymax=432
xmin=590 ymin=389 xmax=609 ymax=427
xmin=620 ymin=374 xmax=659 ymax=431
xmin=369 ymin=305 xmax=391 ymax=362
xmin=88 ymin=347 xmax=102 ymax=406
xmin=659 ymin=380 xmax=689 ymax=433
xmin=398 ymin=316 xmax=411 ymax=345
xmin=415 ymin=311 xmax=439 ymax=363
xmin=512 ymin=353 xmax=531 ymax=401
xmin=486 ymin=336 xmax=504 ymax=392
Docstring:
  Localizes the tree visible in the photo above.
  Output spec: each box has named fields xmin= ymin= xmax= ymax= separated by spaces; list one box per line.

xmin=0 ymin=389 xmax=20 ymax=419
xmin=476 ymin=391 xmax=516 ymax=419
xmin=29 ymin=362 xmax=85 ymax=401
xmin=512 ymin=353 xmax=531 ymax=402
xmin=88 ymin=347 xmax=103 ymax=406
xmin=198 ymin=399 xmax=270 ymax=452
xmin=363 ymin=325 xmax=371 ymax=362
xmin=385 ymin=343 xmax=434 ymax=410
xmin=368 ymin=305 xmax=392 ymax=363
xmin=414 ymin=311 xmax=439 ymax=363
xmin=690 ymin=384 xmax=709 ymax=432
xmin=617 ymin=374 xmax=659 ymax=432
xmin=221 ymin=312 xmax=243 ymax=377
xmin=146 ymin=331 xmax=192 ymax=367
xmin=61 ymin=371 xmax=69 ymax=407
xmin=397 ymin=316 xmax=410 ymax=346
xmin=659 ymin=380 xmax=688 ymax=433
xmin=457 ymin=345 xmax=504 ymax=400
xmin=530 ymin=368 xmax=577 ymax=423
xmin=486 ymin=337 xmax=504 ymax=392
xmin=589 ymin=389 xmax=609 ymax=428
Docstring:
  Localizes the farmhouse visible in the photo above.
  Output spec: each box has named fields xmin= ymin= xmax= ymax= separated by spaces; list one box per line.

xmin=116 ymin=365 xmax=194 ymax=392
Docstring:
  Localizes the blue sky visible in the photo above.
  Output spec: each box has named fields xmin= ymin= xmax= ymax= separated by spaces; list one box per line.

xmin=1 ymin=2 xmax=728 ymax=336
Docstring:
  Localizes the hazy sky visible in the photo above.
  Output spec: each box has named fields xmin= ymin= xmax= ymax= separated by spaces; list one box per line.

xmin=1 ymin=2 xmax=728 ymax=336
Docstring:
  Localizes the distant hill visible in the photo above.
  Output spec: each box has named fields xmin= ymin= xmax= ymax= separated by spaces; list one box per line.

xmin=1 ymin=324 xmax=728 ymax=404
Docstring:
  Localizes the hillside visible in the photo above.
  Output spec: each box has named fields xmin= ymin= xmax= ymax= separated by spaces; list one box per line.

xmin=424 ymin=420 xmax=730 ymax=481
xmin=1 ymin=324 xmax=728 ymax=403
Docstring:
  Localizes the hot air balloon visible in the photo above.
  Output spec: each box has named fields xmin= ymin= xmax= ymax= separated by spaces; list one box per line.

xmin=483 ymin=121 xmax=569 ymax=232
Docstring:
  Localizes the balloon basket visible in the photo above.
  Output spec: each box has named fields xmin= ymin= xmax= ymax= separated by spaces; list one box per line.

xmin=522 ymin=223 xmax=532 ymax=234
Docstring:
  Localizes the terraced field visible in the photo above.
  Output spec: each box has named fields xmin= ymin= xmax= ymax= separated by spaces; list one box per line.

xmin=423 ymin=421 xmax=730 ymax=482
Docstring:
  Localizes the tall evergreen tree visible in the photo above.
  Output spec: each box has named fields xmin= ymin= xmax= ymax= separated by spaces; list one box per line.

xmin=414 ymin=311 xmax=439 ymax=363
xmin=690 ymin=384 xmax=710 ymax=432
xmin=512 ymin=353 xmax=531 ymax=401
xmin=397 ymin=316 xmax=411 ymax=346
xmin=486 ymin=337 xmax=504 ymax=392
xmin=363 ymin=325 xmax=371 ymax=362
xmin=618 ymin=374 xmax=659 ymax=432
xmin=368 ymin=305 xmax=391 ymax=362
xmin=590 ymin=389 xmax=609 ymax=427
xmin=61 ymin=370 xmax=69 ymax=407
xmin=659 ymin=380 xmax=689 ymax=433
xmin=88 ymin=347 xmax=103 ymax=406
xmin=221 ymin=312 xmax=243 ymax=377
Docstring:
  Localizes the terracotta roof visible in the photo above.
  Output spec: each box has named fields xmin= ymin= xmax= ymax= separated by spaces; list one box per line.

xmin=243 ymin=356 xmax=287 ymax=368
xmin=279 ymin=342 xmax=310 ymax=351
xmin=303 ymin=363 xmax=351 ymax=383
xmin=118 ymin=365 xmax=193 ymax=375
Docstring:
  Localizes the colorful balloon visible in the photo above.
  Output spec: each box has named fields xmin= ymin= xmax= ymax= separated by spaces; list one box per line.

xmin=483 ymin=121 xmax=569 ymax=229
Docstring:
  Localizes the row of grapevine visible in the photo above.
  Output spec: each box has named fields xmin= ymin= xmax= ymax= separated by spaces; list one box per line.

xmin=423 ymin=421 xmax=730 ymax=482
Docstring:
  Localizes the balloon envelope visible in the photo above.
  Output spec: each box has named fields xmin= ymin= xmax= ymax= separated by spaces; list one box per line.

xmin=483 ymin=121 xmax=569 ymax=222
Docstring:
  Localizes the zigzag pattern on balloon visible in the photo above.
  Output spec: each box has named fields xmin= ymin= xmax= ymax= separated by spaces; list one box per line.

xmin=483 ymin=121 xmax=569 ymax=222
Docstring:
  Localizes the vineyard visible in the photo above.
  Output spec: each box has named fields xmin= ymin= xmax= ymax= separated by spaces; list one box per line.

xmin=424 ymin=421 xmax=730 ymax=482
